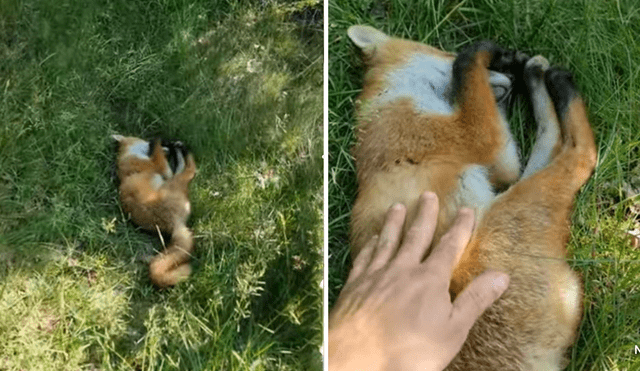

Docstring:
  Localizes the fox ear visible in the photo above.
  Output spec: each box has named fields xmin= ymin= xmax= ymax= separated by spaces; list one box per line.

xmin=347 ymin=25 xmax=389 ymax=51
xmin=111 ymin=134 xmax=124 ymax=142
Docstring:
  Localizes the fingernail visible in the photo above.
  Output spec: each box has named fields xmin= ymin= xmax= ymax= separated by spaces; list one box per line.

xmin=391 ymin=203 xmax=404 ymax=211
xmin=422 ymin=191 xmax=437 ymax=200
xmin=492 ymin=273 xmax=510 ymax=291
xmin=459 ymin=207 xmax=474 ymax=217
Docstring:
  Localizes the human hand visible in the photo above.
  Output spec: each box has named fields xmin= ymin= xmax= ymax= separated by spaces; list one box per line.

xmin=328 ymin=192 xmax=510 ymax=371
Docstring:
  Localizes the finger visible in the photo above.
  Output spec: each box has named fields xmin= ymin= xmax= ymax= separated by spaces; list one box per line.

xmin=346 ymin=235 xmax=377 ymax=284
xmin=424 ymin=208 xmax=475 ymax=279
xmin=367 ymin=203 xmax=406 ymax=273
xmin=394 ymin=192 xmax=439 ymax=264
xmin=450 ymin=271 xmax=509 ymax=330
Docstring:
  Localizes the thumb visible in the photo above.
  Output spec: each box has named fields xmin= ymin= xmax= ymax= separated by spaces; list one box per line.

xmin=450 ymin=271 xmax=509 ymax=330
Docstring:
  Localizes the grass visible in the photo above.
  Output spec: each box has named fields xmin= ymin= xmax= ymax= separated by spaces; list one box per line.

xmin=328 ymin=0 xmax=640 ymax=369
xmin=0 ymin=0 xmax=323 ymax=370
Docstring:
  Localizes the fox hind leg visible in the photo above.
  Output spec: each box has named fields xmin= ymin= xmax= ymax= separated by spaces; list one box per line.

xmin=161 ymin=139 xmax=188 ymax=176
xmin=167 ymin=152 xmax=196 ymax=196
xmin=173 ymin=144 xmax=187 ymax=175
xmin=544 ymin=67 xmax=597 ymax=188
xmin=179 ymin=153 xmax=196 ymax=182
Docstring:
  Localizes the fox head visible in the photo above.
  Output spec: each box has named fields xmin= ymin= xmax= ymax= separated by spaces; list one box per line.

xmin=112 ymin=134 xmax=149 ymax=158
xmin=347 ymin=25 xmax=513 ymax=107
xmin=347 ymin=25 xmax=453 ymax=61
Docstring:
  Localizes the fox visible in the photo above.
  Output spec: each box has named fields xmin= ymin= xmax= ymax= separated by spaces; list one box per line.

xmin=112 ymin=135 xmax=196 ymax=288
xmin=345 ymin=25 xmax=597 ymax=370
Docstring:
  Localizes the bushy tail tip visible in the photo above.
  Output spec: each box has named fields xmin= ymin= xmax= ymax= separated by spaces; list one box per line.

xmin=149 ymin=225 xmax=193 ymax=288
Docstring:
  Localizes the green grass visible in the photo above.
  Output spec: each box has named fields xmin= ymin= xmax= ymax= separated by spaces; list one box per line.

xmin=0 ymin=0 xmax=322 ymax=370
xmin=329 ymin=0 xmax=640 ymax=369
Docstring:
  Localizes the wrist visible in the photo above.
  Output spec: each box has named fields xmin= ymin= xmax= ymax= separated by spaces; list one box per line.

xmin=328 ymin=320 xmax=385 ymax=371
xmin=384 ymin=341 xmax=449 ymax=371
xmin=385 ymin=352 xmax=444 ymax=371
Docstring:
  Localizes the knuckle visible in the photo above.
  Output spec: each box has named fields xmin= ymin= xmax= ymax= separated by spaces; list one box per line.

xmin=424 ymin=261 xmax=447 ymax=279
xmin=466 ymin=287 xmax=488 ymax=311
xmin=438 ymin=231 xmax=458 ymax=247
xmin=404 ymin=225 xmax=426 ymax=244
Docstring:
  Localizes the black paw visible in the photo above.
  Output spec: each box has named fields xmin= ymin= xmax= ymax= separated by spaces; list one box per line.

xmin=453 ymin=41 xmax=499 ymax=79
xmin=454 ymin=40 xmax=528 ymax=73
xmin=490 ymin=49 xmax=530 ymax=74
xmin=163 ymin=139 xmax=189 ymax=157
xmin=544 ymin=67 xmax=577 ymax=118
xmin=452 ymin=40 xmax=529 ymax=100
xmin=147 ymin=137 xmax=164 ymax=157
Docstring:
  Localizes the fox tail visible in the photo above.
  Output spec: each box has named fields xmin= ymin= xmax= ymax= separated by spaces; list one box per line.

xmin=149 ymin=223 xmax=194 ymax=287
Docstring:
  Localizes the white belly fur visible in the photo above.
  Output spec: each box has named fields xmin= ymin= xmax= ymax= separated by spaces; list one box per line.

xmin=455 ymin=164 xmax=496 ymax=220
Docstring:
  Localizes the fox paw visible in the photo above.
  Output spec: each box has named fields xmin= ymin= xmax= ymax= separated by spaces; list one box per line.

xmin=524 ymin=55 xmax=550 ymax=79
xmin=490 ymin=47 xmax=530 ymax=75
xmin=452 ymin=41 xmax=529 ymax=100
xmin=454 ymin=40 xmax=528 ymax=72
xmin=545 ymin=67 xmax=577 ymax=117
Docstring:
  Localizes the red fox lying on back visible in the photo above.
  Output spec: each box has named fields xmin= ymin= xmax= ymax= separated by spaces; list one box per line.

xmin=347 ymin=26 xmax=596 ymax=370
xmin=113 ymin=135 xmax=196 ymax=287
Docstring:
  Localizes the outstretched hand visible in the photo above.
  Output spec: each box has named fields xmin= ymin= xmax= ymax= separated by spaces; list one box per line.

xmin=329 ymin=192 xmax=510 ymax=371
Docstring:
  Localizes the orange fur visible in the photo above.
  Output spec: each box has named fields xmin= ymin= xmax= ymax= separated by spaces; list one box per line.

xmin=347 ymin=26 xmax=596 ymax=370
xmin=113 ymin=136 xmax=196 ymax=287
